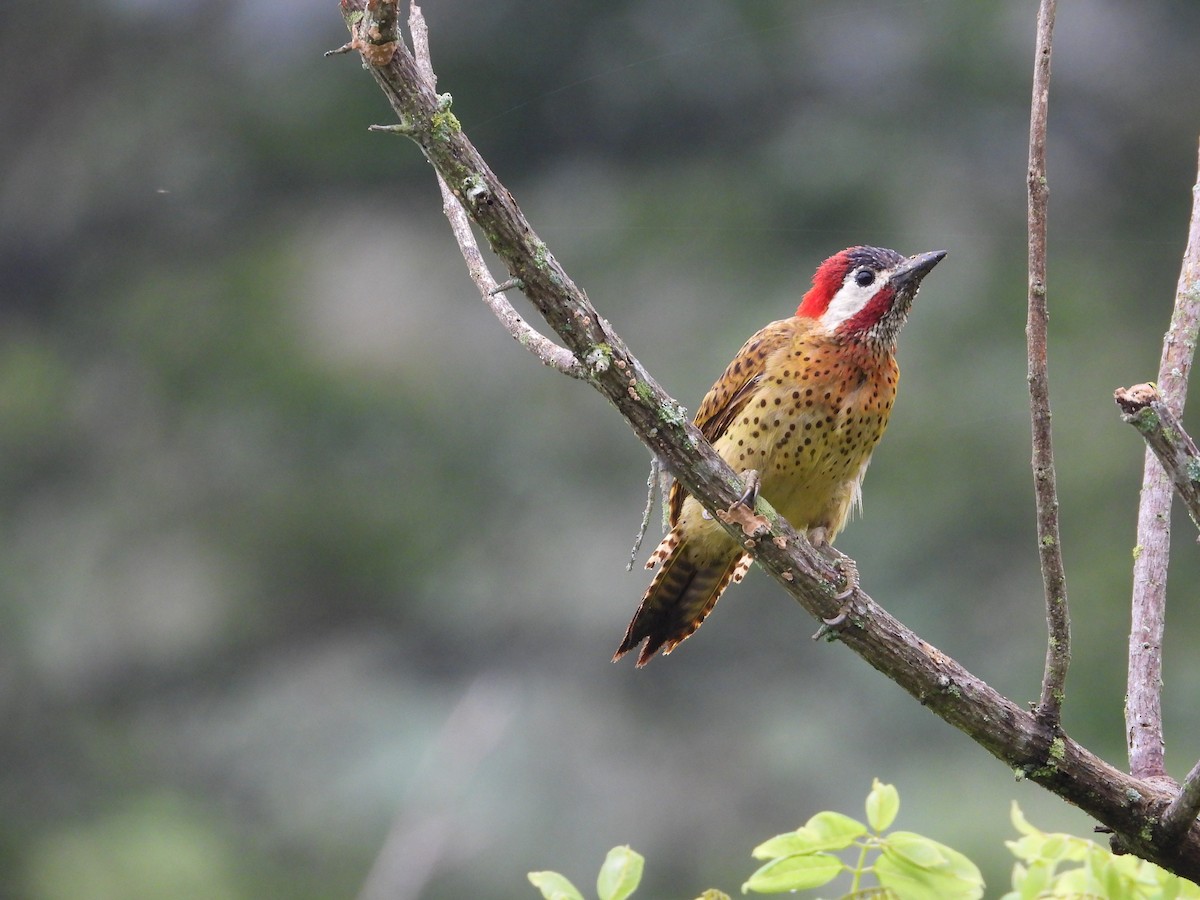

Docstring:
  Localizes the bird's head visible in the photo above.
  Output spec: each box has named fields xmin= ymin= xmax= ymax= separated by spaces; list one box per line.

xmin=796 ymin=246 xmax=946 ymax=348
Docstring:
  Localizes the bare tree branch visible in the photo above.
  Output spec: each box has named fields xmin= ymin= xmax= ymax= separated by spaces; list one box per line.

xmin=361 ymin=1 xmax=585 ymax=379
xmin=1025 ymin=0 xmax=1070 ymax=730
xmin=1116 ymin=383 xmax=1200 ymax=533
xmin=1163 ymin=759 xmax=1200 ymax=852
xmin=332 ymin=1 xmax=1200 ymax=880
xmin=1123 ymin=138 xmax=1200 ymax=798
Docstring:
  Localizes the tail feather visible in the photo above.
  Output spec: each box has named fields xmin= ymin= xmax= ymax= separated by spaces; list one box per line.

xmin=614 ymin=532 xmax=749 ymax=666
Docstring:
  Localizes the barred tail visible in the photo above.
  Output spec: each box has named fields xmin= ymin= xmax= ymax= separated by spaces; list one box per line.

xmin=613 ymin=530 xmax=751 ymax=667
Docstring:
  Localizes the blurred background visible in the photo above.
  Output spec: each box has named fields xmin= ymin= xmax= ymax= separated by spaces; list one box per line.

xmin=3 ymin=0 xmax=1200 ymax=897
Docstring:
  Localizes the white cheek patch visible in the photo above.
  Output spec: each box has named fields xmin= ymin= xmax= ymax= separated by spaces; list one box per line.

xmin=819 ymin=273 xmax=883 ymax=330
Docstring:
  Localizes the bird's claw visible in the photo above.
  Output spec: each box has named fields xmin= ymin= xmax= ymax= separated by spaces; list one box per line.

xmin=736 ymin=469 xmax=761 ymax=508
xmin=812 ymin=598 xmax=854 ymax=641
xmin=810 ymin=549 xmax=860 ymax=640
xmin=831 ymin=556 xmax=859 ymax=600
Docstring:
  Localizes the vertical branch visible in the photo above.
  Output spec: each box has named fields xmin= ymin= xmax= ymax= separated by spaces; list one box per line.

xmin=1126 ymin=140 xmax=1200 ymax=781
xmin=1026 ymin=0 xmax=1070 ymax=729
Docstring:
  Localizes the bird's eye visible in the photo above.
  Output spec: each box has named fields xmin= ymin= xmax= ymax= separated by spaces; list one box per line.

xmin=854 ymin=269 xmax=875 ymax=287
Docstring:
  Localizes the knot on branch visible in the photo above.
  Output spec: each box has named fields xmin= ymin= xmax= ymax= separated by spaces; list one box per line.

xmin=332 ymin=0 xmax=400 ymax=66
xmin=1115 ymin=383 xmax=1161 ymax=416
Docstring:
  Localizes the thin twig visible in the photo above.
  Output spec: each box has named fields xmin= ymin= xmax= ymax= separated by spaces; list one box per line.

xmin=1115 ymin=383 xmax=1200 ymax=533
xmin=1125 ymin=139 xmax=1200 ymax=784
xmin=1026 ymin=0 xmax=1069 ymax=729
xmin=627 ymin=456 xmax=662 ymax=571
xmin=397 ymin=3 xmax=583 ymax=379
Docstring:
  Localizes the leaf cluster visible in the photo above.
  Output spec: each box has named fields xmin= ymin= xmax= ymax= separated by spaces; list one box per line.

xmin=1003 ymin=804 xmax=1200 ymax=900
xmin=743 ymin=779 xmax=981 ymax=898
xmin=527 ymin=782 xmax=1200 ymax=900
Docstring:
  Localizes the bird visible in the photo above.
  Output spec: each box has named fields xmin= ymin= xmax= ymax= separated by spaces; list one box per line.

xmin=613 ymin=246 xmax=946 ymax=667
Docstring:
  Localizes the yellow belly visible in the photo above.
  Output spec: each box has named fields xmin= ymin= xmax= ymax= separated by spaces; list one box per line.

xmin=680 ymin=338 xmax=897 ymax=556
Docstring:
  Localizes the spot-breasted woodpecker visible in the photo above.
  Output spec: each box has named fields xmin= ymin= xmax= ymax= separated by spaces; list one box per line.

xmin=614 ymin=246 xmax=946 ymax=667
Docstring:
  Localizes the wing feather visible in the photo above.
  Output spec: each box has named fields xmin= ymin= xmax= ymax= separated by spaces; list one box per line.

xmin=667 ymin=319 xmax=802 ymax=523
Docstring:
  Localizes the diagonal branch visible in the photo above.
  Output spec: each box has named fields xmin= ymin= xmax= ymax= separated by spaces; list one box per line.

xmin=1123 ymin=138 xmax=1200 ymax=796
xmin=332 ymin=0 xmax=1200 ymax=880
xmin=1025 ymin=0 xmax=1070 ymax=731
xmin=1115 ymin=383 xmax=1200 ymax=533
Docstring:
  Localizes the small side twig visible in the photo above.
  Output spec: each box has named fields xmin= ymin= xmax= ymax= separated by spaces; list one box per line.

xmin=1161 ymin=759 xmax=1200 ymax=850
xmin=328 ymin=0 xmax=400 ymax=65
xmin=1124 ymin=139 xmax=1200 ymax=782
xmin=1025 ymin=0 xmax=1070 ymax=729
xmin=399 ymin=3 xmax=584 ymax=379
xmin=1115 ymin=384 xmax=1200 ymax=532
xmin=627 ymin=457 xmax=662 ymax=571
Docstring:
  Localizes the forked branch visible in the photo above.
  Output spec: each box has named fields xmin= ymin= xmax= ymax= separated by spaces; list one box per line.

xmin=400 ymin=7 xmax=584 ymax=380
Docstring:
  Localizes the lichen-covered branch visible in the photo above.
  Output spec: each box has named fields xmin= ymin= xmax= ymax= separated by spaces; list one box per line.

xmin=1124 ymin=140 xmax=1200 ymax=785
xmin=1025 ymin=0 xmax=1071 ymax=730
xmin=332 ymin=1 xmax=1200 ymax=880
xmin=1116 ymin=383 xmax=1200 ymax=533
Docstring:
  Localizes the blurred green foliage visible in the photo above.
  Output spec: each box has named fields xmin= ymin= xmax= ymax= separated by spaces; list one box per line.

xmin=3 ymin=1 xmax=1200 ymax=897
xmin=527 ymin=785 xmax=1200 ymax=899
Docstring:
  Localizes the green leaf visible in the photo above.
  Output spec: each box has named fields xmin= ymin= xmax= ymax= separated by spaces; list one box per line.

xmin=742 ymin=852 xmax=843 ymax=894
xmin=528 ymin=871 xmax=586 ymax=900
xmin=1010 ymin=802 xmax=1038 ymax=837
xmin=1161 ymin=862 xmax=1200 ymax=898
xmin=1102 ymin=861 xmax=1129 ymax=896
xmin=596 ymin=846 xmax=644 ymax=900
xmin=866 ymin=779 xmax=900 ymax=832
xmin=1171 ymin=869 xmax=1200 ymax=899
xmin=1028 ymin=831 xmax=1087 ymax=864
xmin=750 ymin=813 xmax=865 ymax=860
xmin=877 ymin=832 xmax=983 ymax=900
xmin=1058 ymin=837 xmax=1090 ymax=863
xmin=1054 ymin=864 xmax=1102 ymax=895
xmin=883 ymin=832 xmax=948 ymax=869
xmin=875 ymin=847 xmax=984 ymax=900
xmin=931 ymin=840 xmax=984 ymax=886
xmin=1004 ymin=835 xmax=1044 ymax=864
xmin=805 ymin=811 xmax=868 ymax=849
xmin=750 ymin=832 xmax=815 ymax=860
xmin=1015 ymin=859 xmax=1051 ymax=900
xmin=1037 ymin=834 xmax=1069 ymax=861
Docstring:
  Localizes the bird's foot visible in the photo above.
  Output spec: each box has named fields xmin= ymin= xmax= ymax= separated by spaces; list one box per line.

xmin=829 ymin=555 xmax=859 ymax=603
xmin=809 ymin=540 xmax=860 ymax=640
xmin=736 ymin=469 xmax=761 ymax=508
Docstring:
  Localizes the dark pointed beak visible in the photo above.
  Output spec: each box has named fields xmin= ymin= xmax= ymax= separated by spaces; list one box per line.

xmin=890 ymin=249 xmax=947 ymax=292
